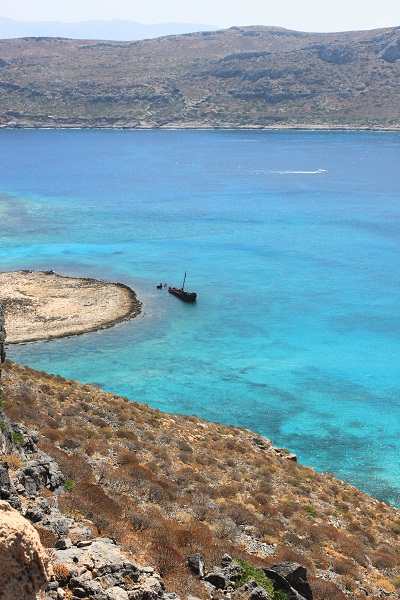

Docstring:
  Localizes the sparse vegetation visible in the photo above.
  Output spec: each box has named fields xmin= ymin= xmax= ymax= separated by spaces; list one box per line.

xmin=1 ymin=358 xmax=400 ymax=599
xmin=0 ymin=27 xmax=399 ymax=130
xmin=234 ymin=559 xmax=275 ymax=596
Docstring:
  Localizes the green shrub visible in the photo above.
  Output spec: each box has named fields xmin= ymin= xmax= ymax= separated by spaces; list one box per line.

xmin=234 ymin=559 xmax=274 ymax=596
xmin=64 ymin=479 xmax=75 ymax=492
xmin=234 ymin=558 xmax=289 ymax=599
xmin=304 ymin=505 xmax=316 ymax=517
xmin=0 ymin=420 xmax=6 ymax=433
xmin=13 ymin=431 xmax=24 ymax=447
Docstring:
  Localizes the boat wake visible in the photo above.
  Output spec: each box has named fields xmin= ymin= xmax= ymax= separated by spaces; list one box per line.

xmin=267 ymin=169 xmax=327 ymax=174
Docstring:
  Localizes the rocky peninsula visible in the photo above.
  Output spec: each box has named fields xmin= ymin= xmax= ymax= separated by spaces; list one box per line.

xmin=0 ymin=270 xmax=141 ymax=344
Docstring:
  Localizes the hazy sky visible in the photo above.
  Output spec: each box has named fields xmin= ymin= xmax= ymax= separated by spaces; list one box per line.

xmin=1 ymin=0 xmax=399 ymax=33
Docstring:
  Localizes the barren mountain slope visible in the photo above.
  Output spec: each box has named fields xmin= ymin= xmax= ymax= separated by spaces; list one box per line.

xmin=0 ymin=25 xmax=399 ymax=128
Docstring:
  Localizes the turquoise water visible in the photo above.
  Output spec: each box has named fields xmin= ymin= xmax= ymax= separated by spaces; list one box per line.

xmin=1 ymin=129 xmax=399 ymax=504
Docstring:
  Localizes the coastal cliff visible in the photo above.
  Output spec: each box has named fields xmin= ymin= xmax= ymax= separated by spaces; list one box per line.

xmin=0 ymin=25 xmax=399 ymax=130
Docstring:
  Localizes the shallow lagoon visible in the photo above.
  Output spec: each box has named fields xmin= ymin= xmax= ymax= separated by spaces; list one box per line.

xmin=1 ymin=129 xmax=399 ymax=504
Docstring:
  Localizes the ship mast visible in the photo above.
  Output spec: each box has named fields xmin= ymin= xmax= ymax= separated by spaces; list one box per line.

xmin=182 ymin=271 xmax=187 ymax=290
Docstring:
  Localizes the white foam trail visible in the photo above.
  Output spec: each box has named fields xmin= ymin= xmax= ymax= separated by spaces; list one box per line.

xmin=267 ymin=169 xmax=327 ymax=174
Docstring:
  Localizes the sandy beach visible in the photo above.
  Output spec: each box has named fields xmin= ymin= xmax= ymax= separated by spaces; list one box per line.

xmin=0 ymin=270 xmax=142 ymax=344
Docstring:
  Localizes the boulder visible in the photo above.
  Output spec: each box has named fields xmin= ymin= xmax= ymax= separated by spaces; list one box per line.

xmin=204 ymin=568 xmax=228 ymax=589
xmin=382 ymin=40 xmax=400 ymax=63
xmin=0 ymin=499 xmax=51 ymax=599
xmin=265 ymin=563 xmax=312 ymax=600
xmin=187 ymin=553 xmax=205 ymax=578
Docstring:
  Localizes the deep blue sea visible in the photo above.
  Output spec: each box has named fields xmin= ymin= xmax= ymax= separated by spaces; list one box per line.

xmin=1 ymin=129 xmax=399 ymax=505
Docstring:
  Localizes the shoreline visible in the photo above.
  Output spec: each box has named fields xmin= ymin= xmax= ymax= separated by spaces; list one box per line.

xmin=1 ymin=124 xmax=400 ymax=132
xmin=0 ymin=270 xmax=142 ymax=344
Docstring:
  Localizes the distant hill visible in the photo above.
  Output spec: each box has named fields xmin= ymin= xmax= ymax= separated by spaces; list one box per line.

xmin=0 ymin=25 xmax=399 ymax=129
xmin=0 ymin=16 xmax=218 ymax=41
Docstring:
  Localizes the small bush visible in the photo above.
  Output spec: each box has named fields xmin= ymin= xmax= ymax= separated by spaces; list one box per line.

xmin=35 ymin=526 xmax=58 ymax=549
xmin=234 ymin=558 xmax=274 ymax=597
xmin=2 ymin=453 xmax=24 ymax=469
xmin=40 ymin=428 xmax=65 ymax=443
xmin=310 ymin=577 xmax=348 ymax=600
xmin=12 ymin=431 xmax=24 ymax=447
xmin=225 ymin=504 xmax=258 ymax=527
xmin=52 ymin=563 xmax=71 ymax=584
xmin=151 ymin=542 xmax=183 ymax=577
xmin=63 ymin=479 xmax=75 ymax=492
xmin=115 ymin=449 xmax=138 ymax=466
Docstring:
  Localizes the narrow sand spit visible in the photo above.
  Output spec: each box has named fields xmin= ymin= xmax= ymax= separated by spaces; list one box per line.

xmin=0 ymin=270 xmax=142 ymax=344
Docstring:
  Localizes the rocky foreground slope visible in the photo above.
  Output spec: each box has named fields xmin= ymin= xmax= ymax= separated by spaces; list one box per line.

xmin=0 ymin=25 xmax=399 ymax=129
xmin=1 ymin=354 xmax=400 ymax=599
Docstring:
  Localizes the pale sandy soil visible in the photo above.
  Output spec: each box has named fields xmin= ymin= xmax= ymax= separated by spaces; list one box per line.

xmin=0 ymin=270 xmax=142 ymax=344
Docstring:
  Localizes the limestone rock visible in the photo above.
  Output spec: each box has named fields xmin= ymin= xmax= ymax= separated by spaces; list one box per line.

xmin=265 ymin=562 xmax=312 ymax=600
xmin=317 ymin=43 xmax=355 ymax=64
xmin=54 ymin=537 xmax=139 ymax=587
xmin=234 ymin=580 xmax=272 ymax=600
xmin=16 ymin=451 xmax=66 ymax=496
xmin=0 ymin=461 xmax=21 ymax=509
xmin=0 ymin=499 xmax=51 ymax=599
xmin=187 ymin=553 xmax=205 ymax=578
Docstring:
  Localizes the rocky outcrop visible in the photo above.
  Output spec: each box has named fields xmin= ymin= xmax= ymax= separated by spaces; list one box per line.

xmin=0 ymin=461 xmax=21 ymax=509
xmin=0 ymin=499 xmax=51 ymax=599
xmin=264 ymin=563 xmax=313 ymax=599
xmin=0 ymin=300 xmax=6 ymax=366
xmin=0 ymin=410 xmax=175 ymax=600
xmin=381 ymin=39 xmax=400 ymax=62
xmin=316 ymin=43 xmax=356 ymax=64
xmin=191 ymin=553 xmax=312 ymax=600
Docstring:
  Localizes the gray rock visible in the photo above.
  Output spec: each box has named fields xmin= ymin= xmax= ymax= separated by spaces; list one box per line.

xmin=55 ymin=537 xmax=139 ymax=587
xmin=70 ymin=576 xmax=105 ymax=597
xmin=235 ymin=580 xmax=272 ymax=600
xmin=11 ymin=422 xmax=38 ymax=454
xmin=56 ymin=538 xmax=73 ymax=550
xmin=204 ymin=568 xmax=227 ymax=589
xmin=317 ymin=44 xmax=355 ymax=64
xmin=0 ymin=461 xmax=21 ymax=509
xmin=16 ymin=451 xmax=66 ymax=494
xmin=382 ymin=40 xmax=400 ymax=63
xmin=71 ymin=586 xmax=87 ymax=598
xmin=265 ymin=563 xmax=312 ymax=600
xmin=187 ymin=553 xmax=205 ymax=578
xmin=76 ymin=540 xmax=93 ymax=548
xmin=25 ymin=497 xmax=51 ymax=522
xmin=16 ymin=463 xmax=41 ymax=496
xmin=105 ymin=588 xmax=129 ymax=600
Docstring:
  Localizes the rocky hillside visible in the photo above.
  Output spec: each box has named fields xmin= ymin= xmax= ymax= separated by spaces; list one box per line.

xmin=1 ymin=359 xmax=400 ymax=599
xmin=0 ymin=25 xmax=399 ymax=129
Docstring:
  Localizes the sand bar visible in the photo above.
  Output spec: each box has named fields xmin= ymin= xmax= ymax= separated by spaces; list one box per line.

xmin=0 ymin=270 xmax=142 ymax=344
